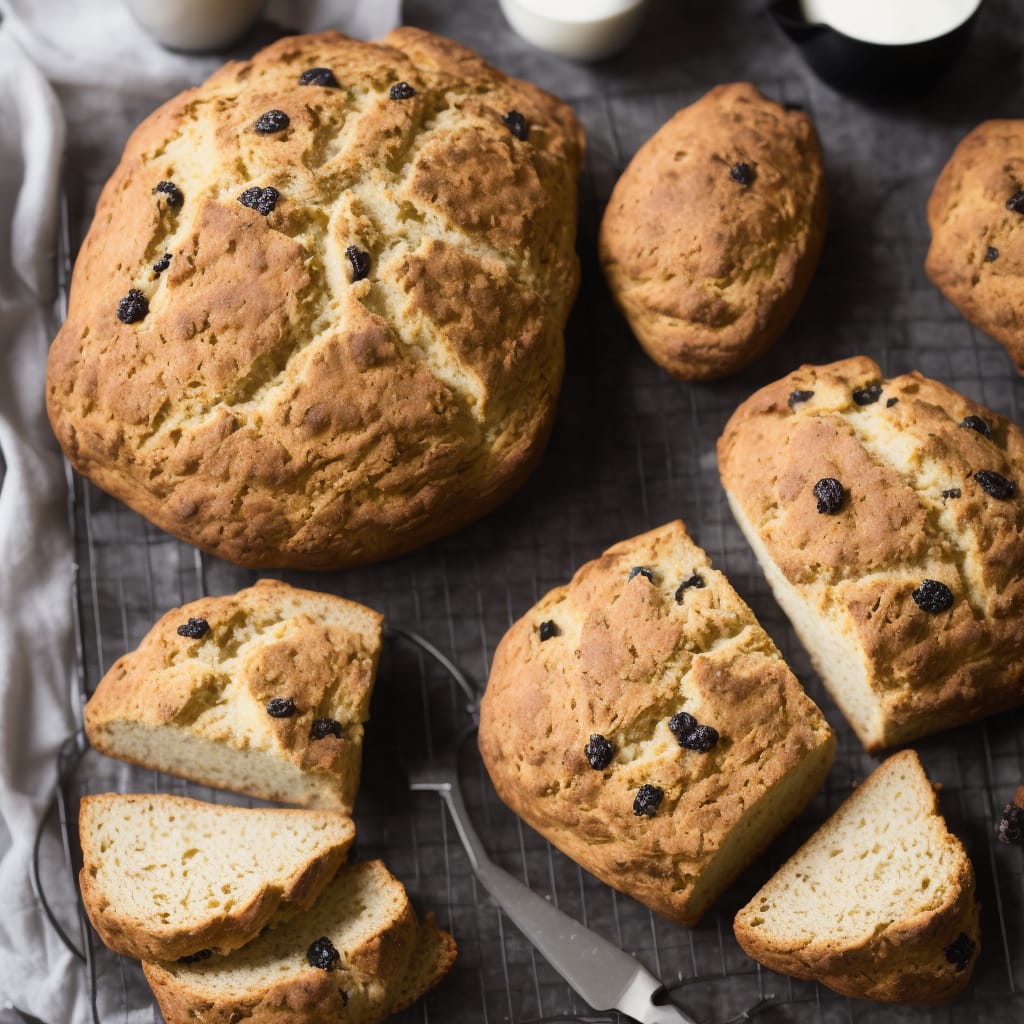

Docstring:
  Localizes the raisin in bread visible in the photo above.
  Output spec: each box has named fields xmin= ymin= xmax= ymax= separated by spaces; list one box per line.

xmin=79 ymin=794 xmax=354 ymax=961
xmin=478 ymin=520 xmax=835 ymax=927
xmin=84 ymin=580 xmax=382 ymax=811
xmin=926 ymin=120 xmax=1024 ymax=372
xmin=599 ymin=83 xmax=826 ymax=381
xmin=45 ymin=28 xmax=584 ymax=570
xmin=997 ymin=785 xmax=1024 ymax=845
xmin=734 ymin=750 xmax=979 ymax=1003
xmin=143 ymin=860 xmax=456 ymax=1024
xmin=717 ymin=356 xmax=1024 ymax=752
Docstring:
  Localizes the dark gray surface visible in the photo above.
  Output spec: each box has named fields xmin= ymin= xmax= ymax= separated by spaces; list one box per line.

xmin=58 ymin=1 xmax=1023 ymax=1021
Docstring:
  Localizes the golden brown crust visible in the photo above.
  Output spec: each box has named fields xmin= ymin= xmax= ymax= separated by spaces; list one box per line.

xmin=733 ymin=752 xmax=980 ymax=1004
xmin=46 ymin=28 xmax=583 ymax=569
xmin=599 ymin=83 xmax=826 ymax=381
xmin=78 ymin=794 xmax=354 ymax=961
xmin=926 ymin=120 xmax=1024 ymax=372
xmin=84 ymin=580 xmax=382 ymax=810
xmin=478 ymin=521 xmax=834 ymax=927
xmin=717 ymin=356 xmax=1024 ymax=751
xmin=382 ymin=916 xmax=457 ymax=1017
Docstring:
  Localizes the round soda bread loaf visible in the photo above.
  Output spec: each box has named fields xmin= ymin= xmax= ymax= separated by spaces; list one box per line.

xmin=46 ymin=28 xmax=584 ymax=569
xmin=734 ymin=750 xmax=979 ymax=1004
xmin=598 ymin=83 xmax=826 ymax=381
xmin=143 ymin=859 xmax=456 ymax=1024
xmin=718 ymin=355 xmax=1024 ymax=752
xmin=478 ymin=520 xmax=835 ymax=927
xmin=926 ymin=120 xmax=1024 ymax=372
xmin=84 ymin=580 xmax=382 ymax=812
xmin=79 ymin=794 xmax=355 ymax=961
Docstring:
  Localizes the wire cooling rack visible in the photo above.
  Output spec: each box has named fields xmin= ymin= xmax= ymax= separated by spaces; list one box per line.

xmin=38 ymin=6 xmax=1024 ymax=1021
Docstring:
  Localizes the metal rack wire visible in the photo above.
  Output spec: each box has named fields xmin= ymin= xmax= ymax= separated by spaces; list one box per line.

xmin=42 ymin=56 xmax=1024 ymax=1024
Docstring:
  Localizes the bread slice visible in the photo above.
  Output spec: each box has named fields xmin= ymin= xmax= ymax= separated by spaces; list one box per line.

xmin=718 ymin=356 xmax=1024 ymax=752
xmin=734 ymin=750 xmax=979 ymax=1004
xmin=479 ymin=520 xmax=835 ymax=927
xmin=143 ymin=860 xmax=456 ymax=1024
xmin=79 ymin=794 xmax=354 ymax=961
xmin=84 ymin=580 xmax=382 ymax=811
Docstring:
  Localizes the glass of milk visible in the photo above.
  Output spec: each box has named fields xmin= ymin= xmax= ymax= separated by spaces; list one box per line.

xmin=769 ymin=0 xmax=984 ymax=100
xmin=497 ymin=0 xmax=650 ymax=61
xmin=124 ymin=0 xmax=267 ymax=52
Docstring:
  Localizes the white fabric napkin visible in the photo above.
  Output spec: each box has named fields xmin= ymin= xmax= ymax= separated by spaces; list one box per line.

xmin=0 ymin=2 xmax=400 ymax=1021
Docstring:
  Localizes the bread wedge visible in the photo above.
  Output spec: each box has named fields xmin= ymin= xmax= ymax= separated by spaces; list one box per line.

xmin=718 ymin=356 xmax=1024 ymax=752
xmin=143 ymin=860 xmax=456 ymax=1024
xmin=734 ymin=750 xmax=979 ymax=1003
xmin=79 ymin=794 xmax=354 ymax=961
xmin=479 ymin=520 xmax=835 ymax=926
xmin=85 ymin=580 xmax=382 ymax=811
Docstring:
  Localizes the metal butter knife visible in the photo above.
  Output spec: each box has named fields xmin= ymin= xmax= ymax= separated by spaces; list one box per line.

xmin=393 ymin=627 xmax=769 ymax=1024
xmin=410 ymin=749 xmax=696 ymax=1024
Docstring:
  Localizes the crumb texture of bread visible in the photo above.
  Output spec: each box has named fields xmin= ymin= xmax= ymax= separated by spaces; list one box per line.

xmin=734 ymin=750 xmax=979 ymax=1004
xmin=84 ymin=579 xmax=383 ymax=811
xmin=717 ymin=356 xmax=1024 ymax=752
xmin=478 ymin=520 xmax=835 ymax=927
xmin=78 ymin=794 xmax=355 ymax=961
xmin=598 ymin=82 xmax=826 ymax=381
xmin=143 ymin=859 xmax=456 ymax=1024
xmin=46 ymin=28 xmax=584 ymax=569
xmin=926 ymin=120 xmax=1024 ymax=372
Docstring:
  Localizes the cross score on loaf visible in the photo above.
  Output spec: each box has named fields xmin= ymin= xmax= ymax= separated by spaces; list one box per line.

xmin=46 ymin=28 xmax=584 ymax=569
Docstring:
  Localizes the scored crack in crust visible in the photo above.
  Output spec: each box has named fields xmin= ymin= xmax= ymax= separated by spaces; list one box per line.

xmin=926 ymin=119 xmax=1024 ymax=373
xmin=478 ymin=521 xmax=835 ymax=927
xmin=46 ymin=28 xmax=584 ymax=569
xmin=718 ymin=355 xmax=1024 ymax=752
xmin=84 ymin=579 xmax=383 ymax=812
xmin=599 ymin=82 xmax=827 ymax=381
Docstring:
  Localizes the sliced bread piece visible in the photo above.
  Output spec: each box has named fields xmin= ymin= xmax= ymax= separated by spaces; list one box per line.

xmin=79 ymin=794 xmax=355 ymax=961
xmin=143 ymin=860 xmax=456 ymax=1024
xmin=733 ymin=750 xmax=979 ymax=1004
xmin=84 ymin=580 xmax=383 ymax=811
xmin=383 ymin=914 xmax=458 ymax=1018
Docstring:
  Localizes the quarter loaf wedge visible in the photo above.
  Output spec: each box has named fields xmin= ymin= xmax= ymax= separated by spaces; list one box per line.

xmin=143 ymin=860 xmax=456 ymax=1024
xmin=478 ymin=520 xmax=835 ymax=927
xmin=718 ymin=355 xmax=1024 ymax=752
xmin=79 ymin=794 xmax=355 ymax=961
xmin=84 ymin=580 xmax=382 ymax=811
xmin=734 ymin=750 xmax=979 ymax=1003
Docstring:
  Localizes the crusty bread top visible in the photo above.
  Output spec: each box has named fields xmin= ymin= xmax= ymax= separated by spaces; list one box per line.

xmin=717 ymin=356 xmax=1024 ymax=718
xmin=734 ymin=750 xmax=978 ymax=1003
xmin=47 ymin=28 xmax=584 ymax=569
xmin=479 ymin=520 xmax=834 ymax=923
xmin=926 ymin=120 xmax=1024 ymax=371
xmin=599 ymin=82 xmax=826 ymax=380
xmin=84 ymin=579 xmax=382 ymax=786
xmin=79 ymin=794 xmax=354 ymax=961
